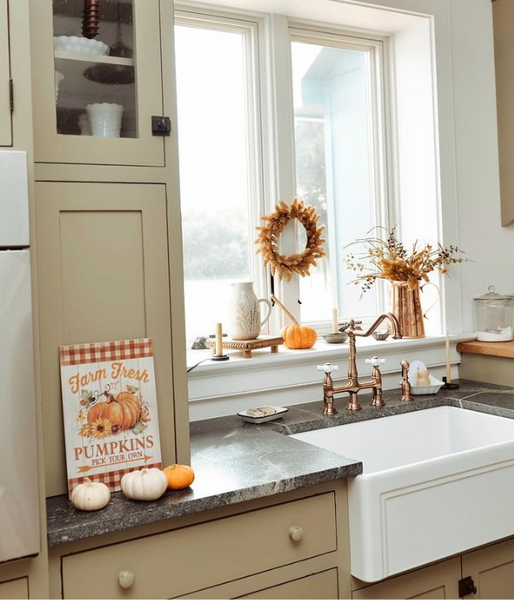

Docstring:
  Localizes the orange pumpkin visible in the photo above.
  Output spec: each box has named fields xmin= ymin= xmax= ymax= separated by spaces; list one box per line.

xmin=163 ymin=464 xmax=195 ymax=490
xmin=271 ymin=294 xmax=317 ymax=349
xmin=282 ymin=323 xmax=317 ymax=349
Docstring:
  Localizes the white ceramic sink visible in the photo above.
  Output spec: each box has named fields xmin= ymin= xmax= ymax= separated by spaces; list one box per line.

xmin=292 ymin=407 xmax=514 ymax=582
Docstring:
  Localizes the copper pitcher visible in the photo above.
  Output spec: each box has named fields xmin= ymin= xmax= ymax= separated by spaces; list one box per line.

xmin=390 ymin=281 xmax=425 ymax=339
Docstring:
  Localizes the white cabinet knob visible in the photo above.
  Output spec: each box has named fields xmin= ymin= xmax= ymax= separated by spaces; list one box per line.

xmin=118 ymin=570 xmax=135 ymax=590
xmin=289 ymin=525 xmax=304 ymax=542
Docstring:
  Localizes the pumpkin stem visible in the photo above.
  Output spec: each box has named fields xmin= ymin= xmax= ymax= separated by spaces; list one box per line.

xmin=271 ymin=294 xmax=300 ymax=326
xmin=84 ymin=477 xmax=92 ymax=484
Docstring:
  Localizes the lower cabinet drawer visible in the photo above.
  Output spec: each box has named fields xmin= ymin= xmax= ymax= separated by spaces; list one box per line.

xmin=62 ymin=493 xmax=337 ymax=599
xmin=0 ymin=577 xmax=29 ymax=599
xmin=239 ymin=568 xmax=338 ymax=599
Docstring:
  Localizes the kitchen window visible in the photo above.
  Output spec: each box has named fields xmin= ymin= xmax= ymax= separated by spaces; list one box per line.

xmin=175 ymin=9 xmax=390 ymax=341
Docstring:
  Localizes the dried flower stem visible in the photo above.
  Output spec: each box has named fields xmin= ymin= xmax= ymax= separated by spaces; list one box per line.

xmin=271 ymin=294 xmax=299 ymax=326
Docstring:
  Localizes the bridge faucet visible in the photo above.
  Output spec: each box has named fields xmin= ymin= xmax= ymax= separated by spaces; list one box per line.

xmin=317 ymin=313 xmax=403 ymax=414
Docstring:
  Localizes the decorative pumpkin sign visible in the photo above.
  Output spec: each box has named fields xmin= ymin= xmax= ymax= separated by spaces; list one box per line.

xmin=271 ymin=294 xmax=317 ymax=349
xmin=121 ymin=467 xmax=168 ymax=501
xmin=59 ymin=338 xmax=163 ymax=497
xmin=70 ymin=477 xmax=110 ymax=511
xmin=164 ymin=464 xmax=195 ymax=490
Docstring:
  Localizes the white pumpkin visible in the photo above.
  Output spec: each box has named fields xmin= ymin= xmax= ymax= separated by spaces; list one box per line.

xmin=71 ymin=478 xmax=110 ymax=511
xmin=121 ymin=468 xmax=168 ymax=501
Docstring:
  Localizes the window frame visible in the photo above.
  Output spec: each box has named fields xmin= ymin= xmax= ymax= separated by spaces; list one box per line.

xmin=285 ymin=24 xmax=392 ymax=333
xmin=174 ymin=8 xmax=271 ymax=340
xmin=175 ymin=5 xmax=396 ymax=341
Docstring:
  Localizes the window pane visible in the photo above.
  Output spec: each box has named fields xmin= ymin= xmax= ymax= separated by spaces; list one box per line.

xmin=175 ymin=25 xmax=253 ymax=339
xmin=292 ymin=40 xmax=378 ymax=323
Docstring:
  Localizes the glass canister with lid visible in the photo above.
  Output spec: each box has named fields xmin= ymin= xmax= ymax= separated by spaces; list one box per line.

xmin=474 ymin=286 xmax=514 ymax=342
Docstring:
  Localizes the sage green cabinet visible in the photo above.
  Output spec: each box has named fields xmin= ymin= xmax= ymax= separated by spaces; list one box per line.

xmin=239 ymin=569 xmax=339 ymax=599
xmin=30 ymin=0 xmax=166 ymax=166
xmin=352 ymin=559 xmax=461 ymax=599
xmin=0 ymin=578 xmax=29 ymax=600
xmin=461 ymin=537 xmax=514 ymax=599
xmin=35 ymin=181 xmax=176 ymax=496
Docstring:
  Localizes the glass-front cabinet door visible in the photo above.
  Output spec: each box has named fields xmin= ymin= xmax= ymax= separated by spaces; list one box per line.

xmin=31 ymin=0 xmax=166 ymax=166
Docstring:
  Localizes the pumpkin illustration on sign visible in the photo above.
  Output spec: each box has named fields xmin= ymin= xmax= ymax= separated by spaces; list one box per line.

xmin=81 ymin=386 xmax=150 ymax=439
xmin=87 ymin=391 xmax=140 ymax=431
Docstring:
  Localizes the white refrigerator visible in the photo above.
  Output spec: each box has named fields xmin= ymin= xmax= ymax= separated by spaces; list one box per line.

xmin=0 ymin=151 xmax=40 ymax=563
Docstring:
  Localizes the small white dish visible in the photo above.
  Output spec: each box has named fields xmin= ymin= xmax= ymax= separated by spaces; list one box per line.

xmin=54 ymin=36 xmax=109 ymax=57
xmin=237 ymin=406 xmax=288 ymax=424
xmin=407 ymin=359 xmax=443 ymax=395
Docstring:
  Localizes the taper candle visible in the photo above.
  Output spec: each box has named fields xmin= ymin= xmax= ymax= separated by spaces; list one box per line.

xmin=332 ymin=307 xmax=339 ymax=334
xmin=445 ymin=332 xmax=451 ymax=384
xmin=215 ymin=323 xmax=223 ymax=356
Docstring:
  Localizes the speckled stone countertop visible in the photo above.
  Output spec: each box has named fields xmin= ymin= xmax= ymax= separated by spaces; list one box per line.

xmin=46 ymin=379 xmax=514 ymax=547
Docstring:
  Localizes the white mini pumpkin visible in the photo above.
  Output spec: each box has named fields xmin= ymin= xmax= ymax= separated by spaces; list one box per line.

xmin=71 ymin=478 xmax=111 ymax=511
xmin=121 ymin=468 xmax=168 ymax=501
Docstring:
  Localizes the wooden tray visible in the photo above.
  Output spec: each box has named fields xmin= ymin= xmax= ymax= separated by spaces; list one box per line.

xmin=205 ymin=336 xmax=284 ymax=359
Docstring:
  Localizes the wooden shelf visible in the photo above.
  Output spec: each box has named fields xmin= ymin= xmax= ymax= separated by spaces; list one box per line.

xmin=55 ymin=51 xmax=134 ymax=67
xmin=457 ymin=339 xmax=514 ymax=359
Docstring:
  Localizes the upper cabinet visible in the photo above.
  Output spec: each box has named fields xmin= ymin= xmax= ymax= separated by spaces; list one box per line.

xmin=494 ymin=0 xmax=514 ymax=226
xmin=30 ymin=0 xmax=167 ymax=166
xmin=0 ymin=0 xmax=12 ymax=146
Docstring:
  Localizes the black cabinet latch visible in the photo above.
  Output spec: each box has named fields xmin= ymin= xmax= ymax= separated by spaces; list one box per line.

xmin=459 ymin=576 xmax=477 ymax=597
xmin=152 ymin=116 xmax=172 ymax=136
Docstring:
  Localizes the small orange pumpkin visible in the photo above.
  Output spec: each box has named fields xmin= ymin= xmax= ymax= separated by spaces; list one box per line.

xmin=282 ymin=323 xmax=317 ymax=349
xmin=271 ymin=294 xmax=317 ymax=349
xmin=163 ymin=464 xmax=195 ymax=490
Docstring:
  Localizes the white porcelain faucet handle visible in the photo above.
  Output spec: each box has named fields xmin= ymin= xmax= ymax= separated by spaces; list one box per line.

xmin=366 ymin=356 xmax=385 ymax=367
xmin=317 ymin=363 xmax=338 ymax=374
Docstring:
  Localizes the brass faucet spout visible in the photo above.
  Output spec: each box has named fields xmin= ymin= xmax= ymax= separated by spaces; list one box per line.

xmin=354 ymin=313 xmax=402 ymax=340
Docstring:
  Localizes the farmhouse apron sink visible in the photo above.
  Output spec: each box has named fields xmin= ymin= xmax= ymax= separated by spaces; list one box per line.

xmin=292 ymin=406 xmax=514 ymax=582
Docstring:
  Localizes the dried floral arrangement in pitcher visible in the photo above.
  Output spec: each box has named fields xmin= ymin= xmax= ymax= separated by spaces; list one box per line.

xmin=255 ymin=198 xmax=326 ymax=280
xmin=345 ymin=226 xmax=467 ymax=294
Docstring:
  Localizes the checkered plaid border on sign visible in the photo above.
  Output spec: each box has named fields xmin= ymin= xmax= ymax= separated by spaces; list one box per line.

xmin=59 ymin=338 xmax=154 ymax=367
xmin=68 ymin=462 xmax=162 ymax=496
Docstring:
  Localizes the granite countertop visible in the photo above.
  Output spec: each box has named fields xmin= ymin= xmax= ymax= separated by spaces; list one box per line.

xmin=46 ymin=379 xmax=514 ymax=547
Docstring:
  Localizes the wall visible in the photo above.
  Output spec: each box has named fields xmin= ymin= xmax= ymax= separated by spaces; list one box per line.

xmin=447 ymin=0 xmax=507 ymax=330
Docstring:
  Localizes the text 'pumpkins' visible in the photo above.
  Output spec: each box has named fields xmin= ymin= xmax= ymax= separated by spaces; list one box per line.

xmin=271 ymin=294 xmax=317 ymax=349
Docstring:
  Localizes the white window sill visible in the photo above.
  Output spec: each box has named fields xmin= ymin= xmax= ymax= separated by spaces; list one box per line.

xmin=187 ymin=333 xmax=476 ymax=420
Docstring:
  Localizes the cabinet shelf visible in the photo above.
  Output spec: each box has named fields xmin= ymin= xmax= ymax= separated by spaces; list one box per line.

xmin=55 ymin=51 xmax=134 ymax=67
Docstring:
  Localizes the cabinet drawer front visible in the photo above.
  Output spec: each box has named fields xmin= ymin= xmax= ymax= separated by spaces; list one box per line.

xmin=62 ymin=493 xmax=337 ymax=599
xmin=0 ymin=578 xmax=29 ymax=600
xmin=240 ymin=569 xmax=338 ymax=599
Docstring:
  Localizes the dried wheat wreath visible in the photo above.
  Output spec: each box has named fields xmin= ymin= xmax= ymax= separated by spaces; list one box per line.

xmin=255 ymin=198 xmax=326 ymax=281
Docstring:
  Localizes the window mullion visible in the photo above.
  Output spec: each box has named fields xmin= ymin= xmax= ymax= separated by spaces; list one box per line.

xmin=267 ymin=14 xmax=301 ymax=330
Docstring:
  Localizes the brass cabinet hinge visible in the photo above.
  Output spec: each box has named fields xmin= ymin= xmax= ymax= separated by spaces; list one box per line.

xmin=9 ymin=79 xmax=13 ymax=113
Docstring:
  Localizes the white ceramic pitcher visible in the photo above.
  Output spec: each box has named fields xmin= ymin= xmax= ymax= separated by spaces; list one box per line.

xmin=228 ymin=282 xmax=272 ymax=340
